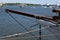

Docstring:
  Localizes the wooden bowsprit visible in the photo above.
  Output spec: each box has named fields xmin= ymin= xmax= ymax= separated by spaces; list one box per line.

xmin=5 ymin=9 xmax=60 ymax=27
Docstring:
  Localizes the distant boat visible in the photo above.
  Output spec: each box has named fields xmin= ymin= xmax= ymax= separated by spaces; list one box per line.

xmin=44 ymin=6 xmax=47 ymax=8
xmin=20 ymin=5 xmax=24 ymax=8
xmin=19 ymin=4 xmax=26 ymax=8
xmin=32 ymin=6 xmax=35 ymax=8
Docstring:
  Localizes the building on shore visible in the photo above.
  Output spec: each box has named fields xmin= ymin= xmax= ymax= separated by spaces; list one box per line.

xmin=0 ymin=3 xmax=3 ymax=7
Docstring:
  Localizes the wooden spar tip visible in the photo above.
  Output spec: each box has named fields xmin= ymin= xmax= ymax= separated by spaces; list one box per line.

xmin=52 ymin=9 xmax=60 ymax=17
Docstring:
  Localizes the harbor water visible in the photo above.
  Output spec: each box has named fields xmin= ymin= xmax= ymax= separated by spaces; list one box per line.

xmin=0 ymin=5 xmax=60 ymax=40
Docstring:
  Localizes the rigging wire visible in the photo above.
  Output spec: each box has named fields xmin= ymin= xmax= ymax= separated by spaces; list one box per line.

xmin=2 ymin=33 xmax=60 ymax=39
xmin=0 ymin=10 xmax=48 ymax=38
xmin=1 ymin=33 xmax=60 ymax=40
xmin=5 ymin=12 xmax=38 ymax=40
xmin=29 ymin=23 xmax=38 ymax=27
xmin=1 ymin=26 xmax=60 ymax=39
xmin=0 ymin=25 xmax=49 ymax=38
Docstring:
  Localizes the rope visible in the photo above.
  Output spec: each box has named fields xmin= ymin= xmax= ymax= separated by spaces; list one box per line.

xmin=1 ymin=33 xmax=60 ymax=39
xmin=0 ymin=26 xmax=49 ymax=38
xmin=30 ymin=23 xmax=38 ymax=27
xmin=6 ymin=12 xmax=38 ymax=40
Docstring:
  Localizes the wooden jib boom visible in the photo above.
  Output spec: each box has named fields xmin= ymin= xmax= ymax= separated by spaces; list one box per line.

xmin=5 ymin=9 xmax=60 ymax=24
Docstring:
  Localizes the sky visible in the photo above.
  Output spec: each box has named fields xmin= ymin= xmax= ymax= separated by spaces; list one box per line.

xmin=0 ymin=0 xmax=60 ymax=4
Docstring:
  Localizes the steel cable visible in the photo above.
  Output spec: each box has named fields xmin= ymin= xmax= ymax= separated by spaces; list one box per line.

xmin=0 ymin=25 xmax=49 ymax=38
xmin=5 ymin=12 xmax=38 ymax=40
